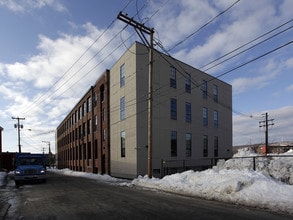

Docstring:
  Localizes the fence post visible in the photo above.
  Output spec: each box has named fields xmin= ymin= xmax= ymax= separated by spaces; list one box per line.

xmin=253 ymin=157 xmax=256 ymax=171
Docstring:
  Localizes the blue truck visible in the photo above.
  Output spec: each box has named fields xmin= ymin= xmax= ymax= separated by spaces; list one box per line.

xmin=14 ymin=153 xmax=46 ymax=186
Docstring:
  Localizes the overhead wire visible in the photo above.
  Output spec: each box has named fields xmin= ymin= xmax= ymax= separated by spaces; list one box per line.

xmin=20 ymin=0 xmax=134 ymax=116
xmin=214 ymin=41 xmax=293 ymax=79
xmin=203 ymin=24 xmax=293 ymax=72
xmin=200 ymin=19 xmax=293 ymax=70
xmin=166 ymin=0 xmax=241 ymax=52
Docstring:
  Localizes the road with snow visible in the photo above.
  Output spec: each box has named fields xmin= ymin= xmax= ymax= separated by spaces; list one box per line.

xmin=0 ymin=171 xmax=291 ymax=220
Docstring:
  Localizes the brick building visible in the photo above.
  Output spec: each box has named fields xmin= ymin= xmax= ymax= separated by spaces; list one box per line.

xmin=56 ymin=70 xmax=110 ymax=174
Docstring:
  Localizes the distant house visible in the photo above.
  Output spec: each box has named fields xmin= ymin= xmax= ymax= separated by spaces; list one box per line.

xmin=56 ymin=42 xmax=232 ymax=178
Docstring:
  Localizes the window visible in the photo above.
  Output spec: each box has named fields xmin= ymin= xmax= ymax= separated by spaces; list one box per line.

xmin=93 ymin=92 xmax=97 ymax=107
xmin=83 ymin=143 xmax=86 ymax=160
xmin=120 ymin=97 xmax=126 ymax=120
xmin=202 ymin=80 xmax=207 ymax=99
xmin=82 ymin=122 xmax=86 ymax=136
xmin=185 ymin=73 xmax=191 ymax=93
xmin=171 ymin=131 xmax=177 ymax=157
xmin=103 ymin=129 xmax=106 ymax=141
xmin=170 ymin=98 xmax=177 ymax=120
xmin=78 ymin=126 xmax=81 ymax=139
xmin=121 ymin=131 xmax=126 ymax=157
xmin=203 ymin=135 xmax=208 ymax=157
xmin=186 ymin=102 xmax=191 ymax=123
xmin=203 ymin=107 xmax=208 ymax=126
xmin=102 ymin=108 xmax=106 ymax=121
xmin=94 ymin=115 xmax=98 ymax=131
xmin=186 ymin=133 xmax=192 ymax=157
xmin=214 ymin=136 xmax=218 ymax=157
xmin=87 ymin=119 xmax=91 ymax=134
xmin=79 ymin=106 xmax=82 ymax=120
xmin=213 ymin=85 xmax=218 ymax=102
xmin=214 ymin=111 xmax=218 ymax=128
xmin=120 ymin=63 xmax=125 ymax=87
xmin=82 ymin=102 xmax=86 ymax=116
xmin=87 ymin=142 xmax=91 ymax=159
xmin=79 ymin=144 xmax=82 ymax=160
xmin=94 ymin=139 xmax=98 ymax=159
xmin=170 ymin=66 xmax=176 ymax=88
xmin=87 ymin=96 xmax=91 ymax=113
xmin=100 ymin=85 xmax=104 ymax=102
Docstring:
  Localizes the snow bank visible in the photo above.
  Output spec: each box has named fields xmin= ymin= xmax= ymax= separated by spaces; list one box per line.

xmin=132 ymin=168 xmax=293 ymax=214
xmin=131 ymin=148 xmax=293 ymax=214
xmin=49 ymin=168 xmax=127 ymax=184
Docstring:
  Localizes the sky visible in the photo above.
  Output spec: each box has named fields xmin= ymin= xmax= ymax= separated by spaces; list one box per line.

xmin=0 ymin=0 xmax=292 ymax=154
xmin=2 ymin=148 xmax=292 ymax=215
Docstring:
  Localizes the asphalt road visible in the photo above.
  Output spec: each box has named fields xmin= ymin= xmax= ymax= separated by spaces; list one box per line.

xmin=0 ymin=171 xmax=292 ymax=220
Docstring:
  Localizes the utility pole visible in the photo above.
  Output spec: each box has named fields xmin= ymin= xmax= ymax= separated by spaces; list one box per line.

xmin=12 ymin=116 xmax=25 ymax=153
xmin=43 ymin=141 xmax=53 ymax=168
xmin=259 ymin=113 xmax=274 ymax=154
xmin=42 ymin=141 xmax=51 ymax=153
xmin=117 ymin=12 xmax=154 ymax=177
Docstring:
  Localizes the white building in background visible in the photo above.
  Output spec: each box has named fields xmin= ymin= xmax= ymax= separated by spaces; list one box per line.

xmin=110 ymin=42 xmax=232 ymax=178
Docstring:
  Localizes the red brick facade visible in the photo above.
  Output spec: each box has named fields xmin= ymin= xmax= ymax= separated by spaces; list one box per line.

xmin=56 ymin=70 xmax=110 ymax=174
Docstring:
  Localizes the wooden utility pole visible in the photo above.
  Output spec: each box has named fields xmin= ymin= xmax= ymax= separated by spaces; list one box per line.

xmin=259 ymin=113 xmax=274 ymax=154
xmin=117 ymin=12 xmax=154 ymax=177
xmin=12 ymin=116 xmax=25 ymax=153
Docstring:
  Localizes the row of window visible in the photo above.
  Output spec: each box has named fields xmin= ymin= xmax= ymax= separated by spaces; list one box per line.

xmin=171 ymin=99 xmax=219 ymax=127
xmin=58 ymin=85 xmax=106 ymax=136
xmin=120 ymin=130 xmax=219 ymax=158
xmin=59 ymin=139 xmax=99 ymax=162
xmin=58 ymin=118 xmax=107 ymax=147
xmin=120 ymin=64 xmax=218 ymax=102
xmin=120 ymin=96 xmax=219 ymax=127
xmin=170 ymin=66 xmax=219 ymax=102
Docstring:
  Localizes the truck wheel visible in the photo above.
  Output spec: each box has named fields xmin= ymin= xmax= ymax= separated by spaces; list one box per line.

xmin=15 ymin=180 xmax=20 ymax=187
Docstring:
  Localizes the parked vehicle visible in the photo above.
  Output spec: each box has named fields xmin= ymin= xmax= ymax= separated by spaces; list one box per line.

xmin=14 ymin=153 xmax=46 ymax=186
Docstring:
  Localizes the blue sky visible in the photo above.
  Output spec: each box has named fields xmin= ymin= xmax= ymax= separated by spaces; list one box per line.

xmin=0 ymin=0 xmax=292 ymax=154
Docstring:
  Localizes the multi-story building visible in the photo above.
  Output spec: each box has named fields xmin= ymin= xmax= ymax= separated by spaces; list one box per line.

xmin=56 ymin=70 xmax=110 ymax=174
xmin=110 ymin=42 xmax=232 ymax=178
xmin=56 ymin=42 xmax=232 ymax=178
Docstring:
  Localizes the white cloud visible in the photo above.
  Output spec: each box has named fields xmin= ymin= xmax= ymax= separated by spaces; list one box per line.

xmin=286 ymin=84 xmax=293 ymax=92
xmin=0 ymin=21 xmax=127 ymax=151
xmin=230 ymin=58 xmax=287 ymax=94
xmin=0 ymin=0 xmax=66 ymax=12
xmin=233 ymin=106 xmax=293 ymax=145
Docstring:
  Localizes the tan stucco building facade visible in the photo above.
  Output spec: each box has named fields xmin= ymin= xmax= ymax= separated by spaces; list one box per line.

xmin=110 ymin=42 xmax=232 ymax=178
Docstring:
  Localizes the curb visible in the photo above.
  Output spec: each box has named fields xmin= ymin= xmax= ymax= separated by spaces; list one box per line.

xmin=0 ymin=202 xmax=10 ymax=219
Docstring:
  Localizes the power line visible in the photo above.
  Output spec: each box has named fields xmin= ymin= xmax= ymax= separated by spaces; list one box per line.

xmin=200 ymin=19 xmax=293 ymax=70
xmin=20 ymin=0 xmax=135 ymax=116
xmin=214 ymin=41 xmax=293 ymax=79
xmin=203 ymin=24 xmax=293 ymax=72
xmin=167 ymin=0 xmax=240 ymax=52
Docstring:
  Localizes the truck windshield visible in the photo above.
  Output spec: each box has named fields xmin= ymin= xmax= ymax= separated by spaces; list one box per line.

xmin=19 ymin=157 xmax=43 ymax=166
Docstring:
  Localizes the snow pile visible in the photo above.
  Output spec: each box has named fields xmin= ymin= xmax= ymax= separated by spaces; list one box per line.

xmin=132 ymin=168 xmax=293 ymax=214
xmin=221 ymin=148 xmax=293 ymax=184
xmin=50 ymin=168 xmax=127 ymax=184
xmin=267 ymin=150 xmax=293 ymax=184
xmin=132 ymin=148 xmax=293 ymax=214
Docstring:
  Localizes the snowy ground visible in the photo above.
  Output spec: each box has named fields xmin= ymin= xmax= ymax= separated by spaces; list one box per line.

xmin=1 ymin=148 xmax=292 ymax=215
